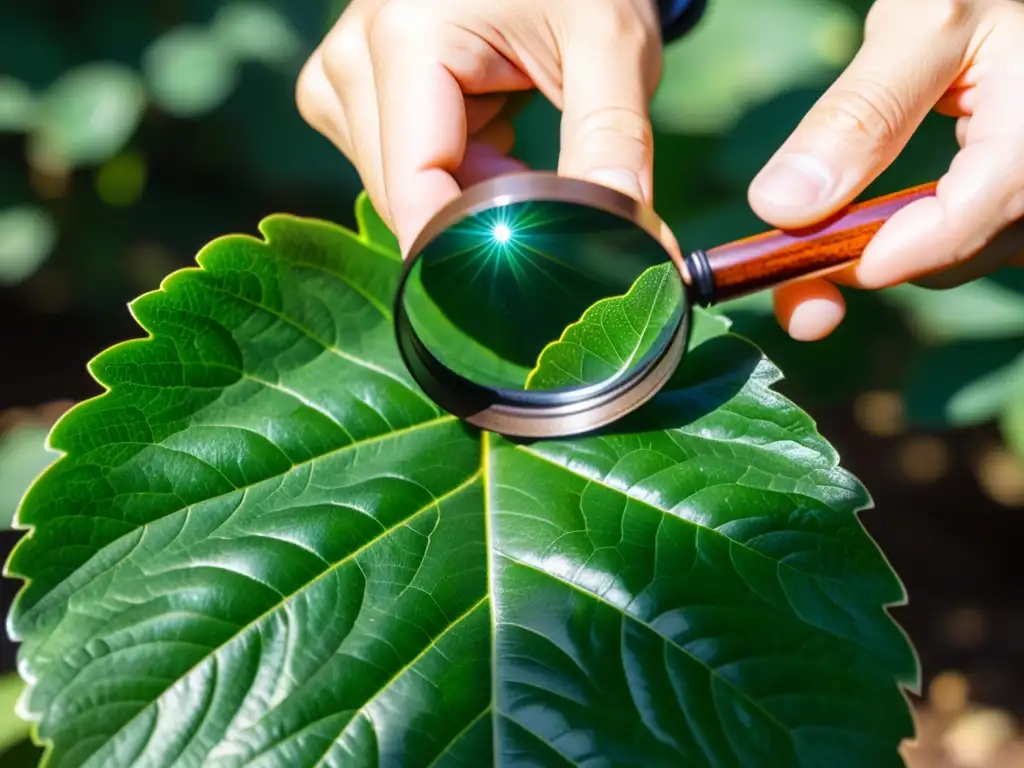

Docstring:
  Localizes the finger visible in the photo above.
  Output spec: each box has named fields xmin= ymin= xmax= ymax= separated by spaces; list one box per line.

xmin=912 ymin=217 xmax=1024 ymax=289
xmin=465 ymin=94 xmax=509 ymax=135
xmin=368 ymin=1 xmax=531 ymax=253
xmin=469 ymin=118 xmax=516 ymax=156
xmin=296 ymin=47 xmax=351 ymax=155
xmin=856 ymin=145 xmax=1024 ymax=287
xmin=556 ymin=5 xmax=661 ymax=203
xmin=935 ymin=86 xmax=974 ymax=117
xmin=934 ymin=44 xmax=983 ymax=117
xmin=773 ymin=279 xmax=847 ymax=341
xmin=460 ymin=110 xmax=528 ymax=188
xmin=748 ymin=0 xmax=974 ymax=229
xmin=320 ymin=23 xmax=391 ymax=226
xmin=855 ymin=5 xmax=1024 ymax=289
xmin=955 ymin=116 xmax=970 ymax=149
xmin=370 ymin=49 xmax=463 ymax=254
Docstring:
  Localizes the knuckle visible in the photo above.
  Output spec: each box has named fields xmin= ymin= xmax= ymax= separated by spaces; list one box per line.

xmin=580 ymin=0 xmax=659 ymax=46
xmin=574 ymin=105 xmax=653 ymax=155
xmin=983 ymin=0 xmax=1024 ymax=33
xmin=579 ymin=1 xmax=661 ymax=88
xmin=1004 ymin=188 xmax=1024 ymax=225
xmin=368 ymin=0 xmax=432 ymax=49
xmin=923 ymin=0 xmax=974 ymax=31
xmin=322 ymin=22 xmax=369 ymax=84
xmin=817 ymin=81 xmax=904 ymax=152
xmin=295 ymin=52 xmax=342 ymax=141
xmin=295 ymin=57 xmax=320 ymax=124
xmin=589 ymin=0 xmax=640 ymax=30
xmin=440 ymin=34 xmax=501 ymax=87
xmin=866 ymin=0 xmax=973 ymax=35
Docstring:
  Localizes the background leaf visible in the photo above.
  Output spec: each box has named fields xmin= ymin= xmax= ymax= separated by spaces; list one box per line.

xmin=652 ymin=0 xmax=859 ymax=133
xmin=0 ymin=77 xmax=35 ymax=133
xmin=6 ymin=198 xmax=916 ymax=767
xmin=1000 ymin=400 xmax=1024 ymax=461
xmin=0 ymin=206 xmax=57 ymax=286
xmin=887 ymin=273 xmax=1024 ymax=343
xmin=0 ymin=426 xmax=58 ymax=530
xmin=142 ymin=26 xmax=240 ymax=118
xmin=904 ymin=339 xmax=1024 ymax=427
xmin=30 ymin=62 xmax=146 ymax=168
xmin=0 ymin=673 xmax=30 ymax=754
xmin=210 ymin=2 xmax=304 ymax=65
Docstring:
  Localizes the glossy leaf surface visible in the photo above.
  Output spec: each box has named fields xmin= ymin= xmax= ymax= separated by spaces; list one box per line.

xmin=6 ymin=195 xmax=916 ymax=767
xmin=526 ymin=262 xmax=682 ymax=390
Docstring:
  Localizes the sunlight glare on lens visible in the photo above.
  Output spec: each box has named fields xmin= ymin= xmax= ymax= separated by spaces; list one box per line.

xmin=492 ymin=223 xmax=512 ymax=244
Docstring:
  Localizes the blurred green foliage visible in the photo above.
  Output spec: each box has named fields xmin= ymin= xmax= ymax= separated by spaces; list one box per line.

xmin=0 ymin=206 xmax=56 ymax=285
xmin=0 ymin=673 xmax=30 ymax=752
xmin=0 ymin=0 xmax=1022 ymax=756
xmin=0 ymin=672 xmax=40 ymax=768
xmin=0 ymin=426 xmax=57 ymax=530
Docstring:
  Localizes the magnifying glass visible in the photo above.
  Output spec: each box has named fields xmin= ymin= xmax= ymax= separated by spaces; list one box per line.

xmin=394 ymin=172 xmax=937 ymax=439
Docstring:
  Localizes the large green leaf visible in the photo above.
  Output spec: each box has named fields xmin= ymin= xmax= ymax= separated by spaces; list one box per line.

xmin=6 ymin=194 xmax=917 ymax=767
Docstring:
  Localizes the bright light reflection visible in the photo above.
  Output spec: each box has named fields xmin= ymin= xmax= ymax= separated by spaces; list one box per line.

xmin=492 ymin=223 xmax=512 ymax=244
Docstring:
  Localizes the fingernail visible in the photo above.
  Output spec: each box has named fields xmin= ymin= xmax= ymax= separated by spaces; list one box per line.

xmin=750 ymin=154 xmax=836 ymax=209
xmin=584 ymin=168 xmax=644 ymax=201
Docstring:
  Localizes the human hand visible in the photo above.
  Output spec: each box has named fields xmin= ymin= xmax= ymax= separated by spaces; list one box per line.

xmin=747 ymin=0 xmax=1024 ymax=341
xmin=296 ymin=0 xmax=663 ymax=254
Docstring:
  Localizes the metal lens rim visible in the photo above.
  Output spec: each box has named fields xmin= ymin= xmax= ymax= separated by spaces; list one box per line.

xmin=392 ymin=172 xmax=690 ymax=438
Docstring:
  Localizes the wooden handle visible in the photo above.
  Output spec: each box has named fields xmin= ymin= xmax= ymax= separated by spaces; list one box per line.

xmin=702 ymin=181 xmax=938 ymax=302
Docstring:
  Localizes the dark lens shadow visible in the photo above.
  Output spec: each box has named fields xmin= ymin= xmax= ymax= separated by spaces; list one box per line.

xmin=500 ymin=334 xmax=762 ymax=445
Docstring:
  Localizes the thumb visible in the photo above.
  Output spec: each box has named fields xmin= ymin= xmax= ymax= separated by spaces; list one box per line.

xmin=556 ymin=9 xmax=661 ymax=203
xmin=748 ymin=6 xmax=972 ymax=228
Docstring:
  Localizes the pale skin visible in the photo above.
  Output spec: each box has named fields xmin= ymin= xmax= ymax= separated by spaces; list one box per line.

xmin=296 ymin=0 xmax=1024 ymax=341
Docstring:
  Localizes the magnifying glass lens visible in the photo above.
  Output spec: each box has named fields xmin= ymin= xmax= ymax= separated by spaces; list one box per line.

xmin=402 ymin=197 xmax=685 ymax=401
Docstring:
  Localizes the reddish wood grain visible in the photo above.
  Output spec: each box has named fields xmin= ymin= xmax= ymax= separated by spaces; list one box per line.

xmin=705 ymin=182 xmax=938 ymax=301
